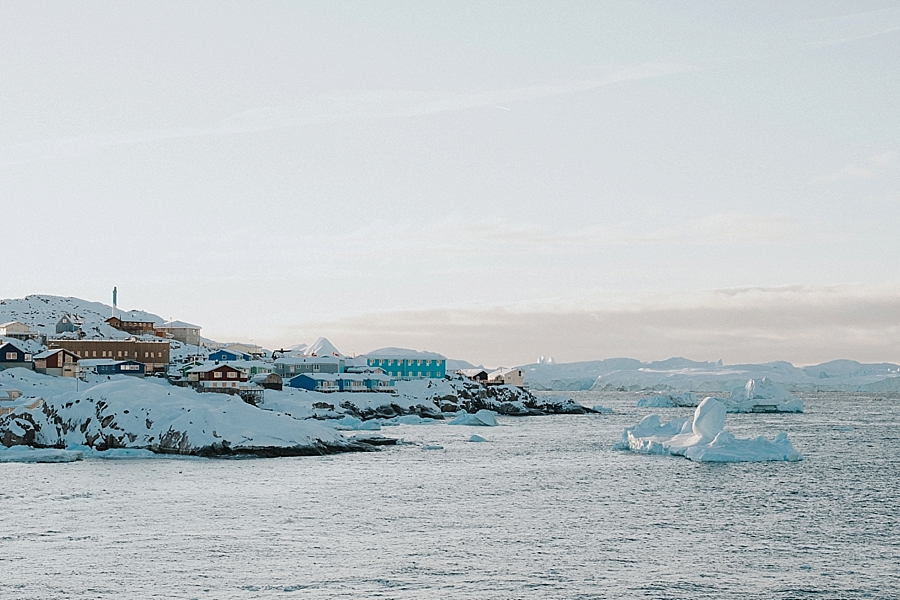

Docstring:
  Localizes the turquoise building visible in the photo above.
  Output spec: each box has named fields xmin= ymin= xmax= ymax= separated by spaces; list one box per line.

xmin=364 ymin=348 xmax=446 ymax=379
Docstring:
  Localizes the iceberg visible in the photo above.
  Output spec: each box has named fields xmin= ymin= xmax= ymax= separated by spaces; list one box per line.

xmin=447 ymin=409 xmax=499 ymax=427
xmin=725 ymin=377 xmax=803 ymax=413
xmin=615 ymin=397 xmax=802 ymax=463
xmin=636 ymin=391 xmax=698 ymax=408
xmin=468 ymin=434 xmax=488 ymax=442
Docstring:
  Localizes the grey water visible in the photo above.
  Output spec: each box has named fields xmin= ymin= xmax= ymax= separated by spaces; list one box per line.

xmin=1 ymin=391 xmax=898 ymax=599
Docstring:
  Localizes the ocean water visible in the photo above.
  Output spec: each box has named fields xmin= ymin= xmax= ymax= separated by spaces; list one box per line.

xmin=1 ymin=391 xmax=898 ymax=599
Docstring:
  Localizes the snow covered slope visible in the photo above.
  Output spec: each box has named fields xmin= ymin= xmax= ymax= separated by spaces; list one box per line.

xmin=0 ymin=294 xmax=163 ymax=339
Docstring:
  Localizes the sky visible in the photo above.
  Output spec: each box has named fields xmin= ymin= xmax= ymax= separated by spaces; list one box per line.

xmin=2 ymin=1 xmax=899 ymax=367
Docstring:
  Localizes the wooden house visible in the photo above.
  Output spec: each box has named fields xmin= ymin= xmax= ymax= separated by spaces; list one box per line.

xmin=0 ymin=341 xmax=33 ymax=371
xmin=33 ymin=348 xmax=80 ymax=377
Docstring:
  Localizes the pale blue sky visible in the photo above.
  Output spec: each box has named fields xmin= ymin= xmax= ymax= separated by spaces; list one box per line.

xmin=2 ymin=1 xmax=898 ymax=365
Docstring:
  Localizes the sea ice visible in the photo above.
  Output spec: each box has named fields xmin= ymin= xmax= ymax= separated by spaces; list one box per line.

xmin=615 ymin=397 xmax=802 ymax=463
xmin=447 ymin=410 xmax=499 ymax=427
xmin=636 ymin=391 xmax=698 ymax=408
xmin=0 ymin=445 xmax=83 ymax=463
xmin=468 ymin=435 xmax=488 ymax=442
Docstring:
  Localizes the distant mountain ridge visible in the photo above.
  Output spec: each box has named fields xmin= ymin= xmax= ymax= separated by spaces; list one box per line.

xmin=517 ymin=357 xmax=900 ymax=392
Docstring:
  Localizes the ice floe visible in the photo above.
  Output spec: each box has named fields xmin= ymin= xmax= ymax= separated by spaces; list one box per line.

xmin=447 ymin=409 xmax=499 ymax=426
xmin=616 ymin=397 xmax=802 ymax=463
xmin=636 ymin=379 xmax=803 ymax=413
xmin=0 ymin=445 xmax=83 ymax=463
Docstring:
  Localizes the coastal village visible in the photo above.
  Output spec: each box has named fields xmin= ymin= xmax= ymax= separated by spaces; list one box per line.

xmin=0 ymin=293 xmax=527 ymax=407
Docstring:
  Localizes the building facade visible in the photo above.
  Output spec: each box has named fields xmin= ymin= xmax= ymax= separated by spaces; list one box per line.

xmin=49 ymin=339 xmax=170 ymax=372
xmin=156 ymin=320 xmax=201 ymax=346
xmin=106 ymin=317 xmax=156 ymax=336
xmin=0 ymin=341 xmax=33 ymax=370
xmin=33 ymin=348 xmax=80 ymax=377
xmin=364 ymin=350 xmax=446 ymax=379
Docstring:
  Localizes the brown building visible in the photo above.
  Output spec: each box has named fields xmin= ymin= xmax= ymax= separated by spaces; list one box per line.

xmin=49 ymin=338 xmax=170 ymax=372
xmin=187 ymin=364 xmax=248 ymax=391
xmin=33 ymin=348 xmax=80 ymax=377
xmin=106 ymin=316 xmax=156 ymax=336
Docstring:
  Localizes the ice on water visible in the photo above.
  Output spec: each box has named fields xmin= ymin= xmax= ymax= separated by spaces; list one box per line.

xmin=617 ymin=397 xmax=802 ymax=462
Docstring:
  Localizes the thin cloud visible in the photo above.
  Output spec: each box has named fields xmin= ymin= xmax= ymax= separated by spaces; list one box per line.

xmin=0 ymin=62 xmax=698 ymax=166
xmin=823 ymin=150 xmax=898 ymax=181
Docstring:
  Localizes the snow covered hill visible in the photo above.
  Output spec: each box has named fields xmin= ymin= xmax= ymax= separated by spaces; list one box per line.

xmin=0 ymin=294 xmax=162 ymax=340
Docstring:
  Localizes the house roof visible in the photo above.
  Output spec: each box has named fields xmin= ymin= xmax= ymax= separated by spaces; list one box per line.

xmin=33 ymin=348 xmax=75 ymax=360
xmin=0 ymin=340 xmax=28 ymax=353
xmin=187 ymin=363 xmax=244 ymax=374
xmin=459 ymin=368 xmax=488 ymax=377
xmin=159 ymin=320 xmax=201 ymax=330
xmin=79 ymin=359 xmax=142 ymax=367
xmin=364 ymin=347 xmax=446 ymax=359
xmin=275 ymin=356 xmax=341 ymax=365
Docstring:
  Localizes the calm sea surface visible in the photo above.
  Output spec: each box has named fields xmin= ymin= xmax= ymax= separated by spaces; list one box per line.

xmin=1 ymin=391 xmax=898 ymax=599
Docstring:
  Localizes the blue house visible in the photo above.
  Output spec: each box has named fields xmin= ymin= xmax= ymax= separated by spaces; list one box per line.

xmin=209 ymin=349 xmax=250 ymax=362
xmin=288 ymin=373 xmax=340 ymax=392
xmin=364 ymin=348 xmax=447 ymax=379
xmin=81 ymin=359 xmax=145 ymax=377
xmin=0 ymin=341 xmax=33 ymax=371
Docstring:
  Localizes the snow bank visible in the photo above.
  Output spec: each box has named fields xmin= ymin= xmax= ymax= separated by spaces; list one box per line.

xmin=615 ymin=397 xmax=802 ymax=463
xmin=448 ymin=410 xmax=499 ymax=427
xmin=0 ymin=370 xmax=361 ymax=457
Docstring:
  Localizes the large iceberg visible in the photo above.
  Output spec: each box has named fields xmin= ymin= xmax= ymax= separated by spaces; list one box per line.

xmin=635 ymin=378 xmax=803 ymax=413
xmin=616 ymin=397 xmax=802 ymax=463
xmin=725 ymin=377 xmax=803 ymax=413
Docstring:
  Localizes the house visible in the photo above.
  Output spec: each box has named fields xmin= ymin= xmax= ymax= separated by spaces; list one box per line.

xmin=362 ymin=373 xmax=396 ymax=393
xmin=187 ymin=364 xmax=249 ymax=392
xmin=106 ymin=316 xmax=156 ymax=336
xmin=79 ymin=359 xmax=145 ymax=377
xmin=223 ymin=343 xmax=264 ymax=358
xmin=287 ymin=373 xmax=341 ymax=392
xmin=364 ymin=348 xmax=447 ymax=379
xmin=154 ymin=320 xmax=201 ymax=346
xmin=209 ymin=349 xmax=251 ymax=362
xmin=274 ymin=355 xmax=343 ymax=377
xmin=250 ymin=372 xmax=283 ymax=391
xmin=33 ymin=348 xmax=80 ymax=377
xmin=55 ymin=315 xmax=80 ymax=334
xmin=0 ymin=321 xmax=40 ymax=341
xmin=49 ymin=339 xmax=170 ymax=372
xmin=0 ymin=341 xmax=33 ymax=371
xmin=458 ymin=368 xmax=488 ymax=382
xmin=488 ymin=367 xmax=525 ymax=387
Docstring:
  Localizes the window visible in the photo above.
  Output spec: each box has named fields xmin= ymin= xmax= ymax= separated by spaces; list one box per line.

xmin=214 ymin=371 xmax=223 ymax=378
xmin=93 ymin=351 xmax=97 ymax=357
xmin=314 ymin=364 xmax=320 ymax=371
xmin=5 ymin=352 xmax=17 ymax=360
xmin=25 ymin=354 xmax=32 ymax=361
xmin=231 ymin=382 xmax=236 ymax=387
xmin=118 ymin=351 xmax=122 ymax=357
xmin=227 ymin=371 xmax=237 ymax=378
xmin=145 ymin=352 xmax=149 ymax=358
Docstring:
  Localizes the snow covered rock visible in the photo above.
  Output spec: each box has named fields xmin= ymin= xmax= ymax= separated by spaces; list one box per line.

xmin=615 ymin=397 xmax=802 ymax=463
xmin=0 ymin=373 xmax=370 ymax=457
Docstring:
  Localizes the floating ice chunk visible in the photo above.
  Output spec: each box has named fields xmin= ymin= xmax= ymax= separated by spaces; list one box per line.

xmin=421 ymin=444 xmax=444 ymax=451
xmin=591 ymin=405 xmax=614 ymax=413
xmin=637 ymin=392 xmax=698 ymax=408
xmin=380 ymin=415 xmax=438 ymax=426
xmin=726 ymin=378 xmax=804 ymax=413
xmin=468 ymin=435 xmax=488 ymax=442
xmin=616 ymin=397 xmax=802 ymax=463
xmin=0 ymin=445 xmax=83 ymax=463
xmin=448 ymin=410 xmax=499 ymax=427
